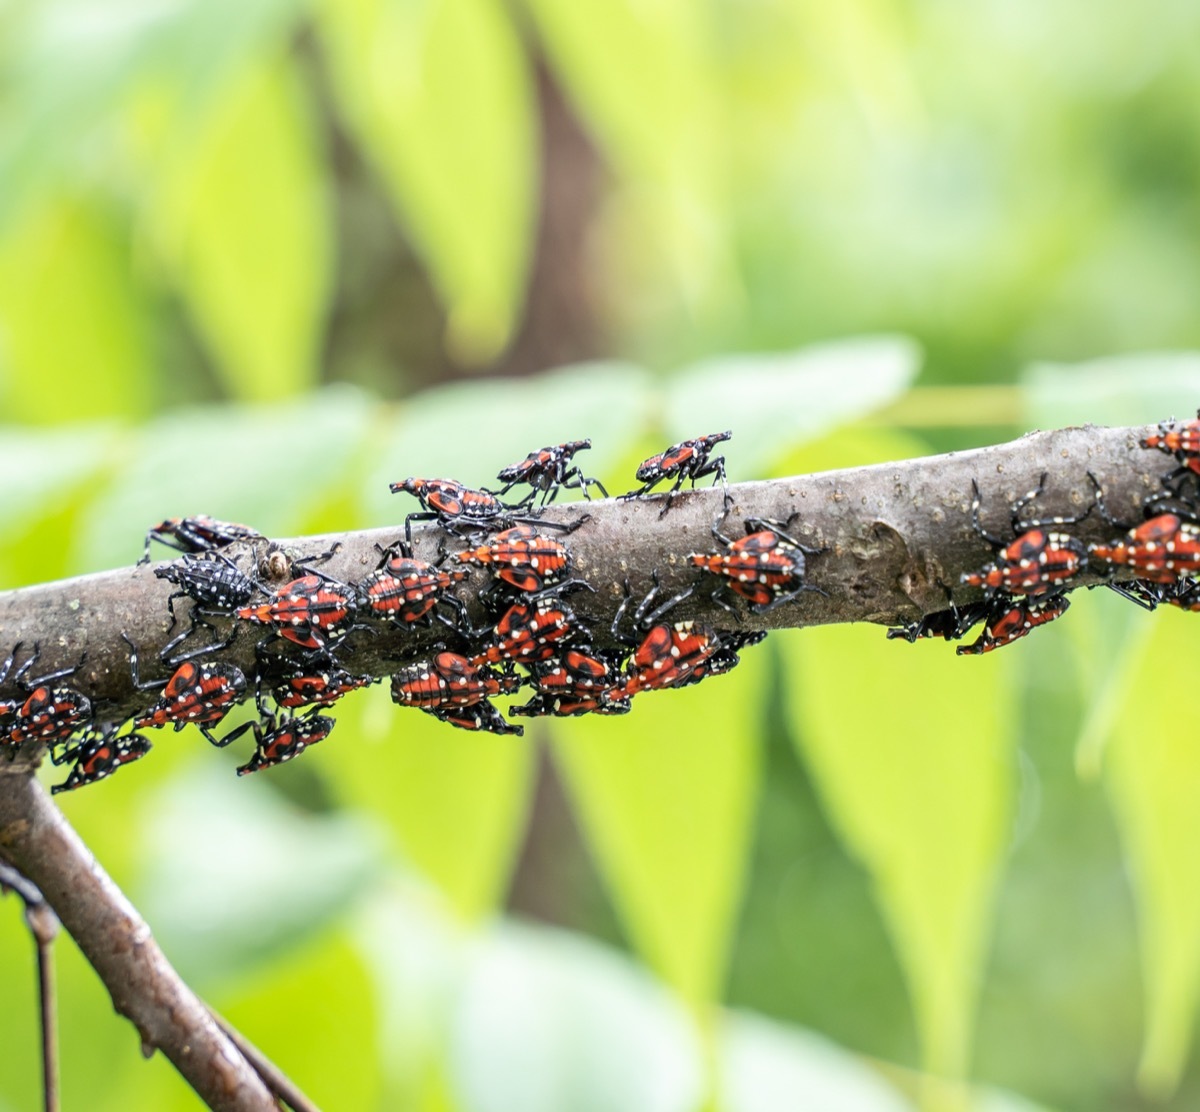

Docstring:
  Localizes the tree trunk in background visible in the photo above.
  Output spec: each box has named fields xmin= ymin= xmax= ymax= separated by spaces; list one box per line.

xmin=323 ymin=56 xmax=605 ymax=391
xmin=489 ymin=58 xmax=605 ymax=379
xmin=491 ymin=58 xmax=613 ymax=926
xmin=322 ymin=38 xmax=612 ymax=922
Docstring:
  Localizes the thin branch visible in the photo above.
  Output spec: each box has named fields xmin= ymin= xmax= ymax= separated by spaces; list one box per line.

xmin=207 ymin=1004 xmax=322 ymax=1112
xmin=0 ymin=774 xmax=279 ymax=1112
xmin=0 ymin=859 xmax=60 ymax=1112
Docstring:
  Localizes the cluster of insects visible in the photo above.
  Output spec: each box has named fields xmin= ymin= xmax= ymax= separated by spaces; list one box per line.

xmin=13 ymin=410 xmax=1187 ymax=793
xmin=888 ymin=408 xmax=1200 ymax=654
xmin=3 ymin=431 xmax=831 ymax=795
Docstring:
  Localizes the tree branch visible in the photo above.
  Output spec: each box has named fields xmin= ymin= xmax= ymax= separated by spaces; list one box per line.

xmin=0 ymin=420 xmax=1170 ymax=1106
xmin=0 ymin=422 xmax=1163 ymax=733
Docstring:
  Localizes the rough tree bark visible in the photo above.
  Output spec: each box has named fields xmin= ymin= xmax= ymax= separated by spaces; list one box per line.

xmin=0 ymin=421 xmax=1173 ymax=1107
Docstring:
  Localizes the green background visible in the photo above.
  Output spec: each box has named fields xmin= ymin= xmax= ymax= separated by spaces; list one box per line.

xmin=2 ymin=1 xmax=1200 ymax=1108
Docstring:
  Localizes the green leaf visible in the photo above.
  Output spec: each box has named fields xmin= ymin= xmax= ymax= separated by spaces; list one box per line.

xmin=0 ymin=195 xmax=151 ymax=421
xmin=325 ymin=685 xmax=536 ymax=923
xmin=135 ymin=761 xmax=385 ymax=986
xmin=354 ymin=883 xmax=470 ymax=1111
xmin=0 ymin=425 xmax=116 ymax=532
xmin=1103 ymin=609 xmax=1200 ymax=1098
xmin=780 ymin=625 xmax=1014 ymax=1081
xmin=77 ymin=386 xmax=371 ymax=570
xmin=719 ymin=1012 xmax=912 ymax=1112
xmin=1022 ymin=352 xmax=1200 ymax=429
xmin=0 ymin=906 xmax=41 ymax=1111
xmin=452 ymin=921 xmax=703 ymax=1112
xmin=1061 ymin=585 xmax=1143 ymax=781
xmin=669 ymin=336 xmax=923 ymax=475
xmin=220 ymin=930 xmax=384 ymax=1110
xmin=773 ymin=420 xmax=1016 ymax=1082
xmin=318 ymin=0 xmax=535 ymax=363
xmin=972 ymin=1090 xmax=1063 ymax=1112
xmin=552 ymin=649 xmax=765 ymax=1011
xmin=525 ymin=0 xmax=713 ymax=186
xmin=142 ymin=52 xmax=331 ymax=399
xmin=144 ymin=0 xmax=310 ymax=110
xmin=0 ymin=0 xmax=305 ymax=230
xmin=525 ymin=0 xmax=726 ymax=309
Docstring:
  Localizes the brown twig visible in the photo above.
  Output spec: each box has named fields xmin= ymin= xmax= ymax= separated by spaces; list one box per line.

xmin=207 ymin=1004 xmax=322 ymax=1112
xmin=0 ymin=858 xmax=60 ymax=1112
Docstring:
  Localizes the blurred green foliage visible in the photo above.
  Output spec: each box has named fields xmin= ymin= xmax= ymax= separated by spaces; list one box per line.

xmin=2 ymin=1 xmax=1200 ymax=1110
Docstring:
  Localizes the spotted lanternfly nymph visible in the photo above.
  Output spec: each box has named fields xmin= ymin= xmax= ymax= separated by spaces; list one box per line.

xmin=235 ymin=573 xmax=360 ymax=651
xmin=468 ymin=598 xmax=587 ymax=666
xmin=236 ymin=713 xmax=336 ymax=775
xmin=52 ymin=730 xmax=152 ymax=794
xmin=0 ymin=643 xmax=91 ymax=751
xmin=606 ymin=573 xmax=764 ymax=698
xmin=356 ymin=551 xmax=470 ymax=628
xmin=390 ymin=652 xmax=524 ymax=735
xmin=616 ymin=620 xmax=722 ymax=698
xmin=390 ymin=478 xmax=513 ymax=545
xmin=494 ymin=440 xmax=608 ymax=507
xmin=260 ymin=663 xmax=377 ymax=713
xmin=154 ymin=551 xmax=260 ymax=658
xmin=452 ymin=525 xmax=580 ymax=597
xmin=689 ymin=514 xmax=825 ymax=614
xmin=886 ymin=600 xmax=992 ymax=644
xmin=620 ymin=431 xmax=733 ymax=517
xmin=390 ymin=652 xmax=522 ymax=711
xmin=140 ymin=514 xmax=261 ymax=566
xmin=1106 ymin=576 xmax=1200 ymax=612
xmin=961 ymin=474 xmax=1090 ymax=597
xmin=956 ymin=594 xmax=1071 ymax=655
xmin=1088 ymin=513 xmax=1200 ymax=583
xmin=1156 ymin=578 xmax=1200 ymax=612
xmin=7 ymin=685 xmax=93 ymax=750
xmin=390 ymin=476 xmax=585 ymax=547
xmin=1142 ymin=410 xmax=1200 ymax=460
xmin=1141 ymin=409 xmax=1200 ymax=495
xmin=124 ymin=634 xmax=248 ymax=747
xmin=510 ymin=648 xmax=631 ymax=717
xmin=431 ymin=701 xmax=524 ymax=735
xmin=675 ymin=629 xmax=768 ymax=687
